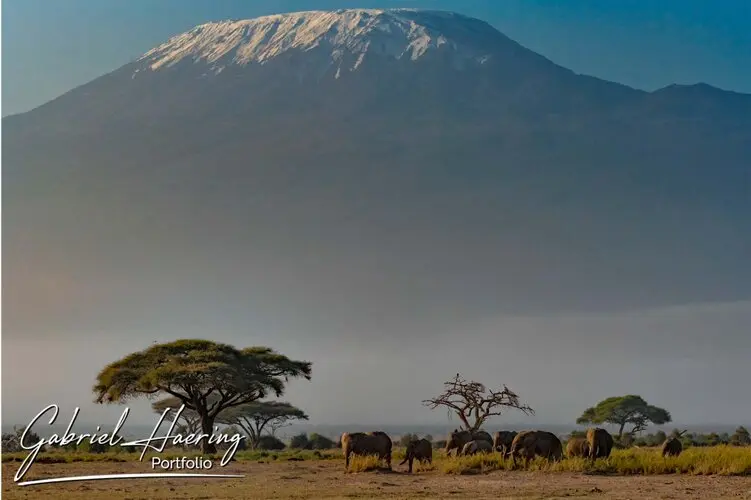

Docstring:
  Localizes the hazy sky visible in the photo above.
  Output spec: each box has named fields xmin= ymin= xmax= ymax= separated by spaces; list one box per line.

xmin=2 ymin=1 xmax=751 ymax=432
xmin=4 ymin=301 xmax=751 ymax=430
xmin=3 ymin=0 xmax=751 ymax=116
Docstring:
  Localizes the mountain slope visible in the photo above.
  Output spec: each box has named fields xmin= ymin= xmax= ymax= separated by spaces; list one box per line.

xmin=3 ymin=9 xmax=750 ymax=339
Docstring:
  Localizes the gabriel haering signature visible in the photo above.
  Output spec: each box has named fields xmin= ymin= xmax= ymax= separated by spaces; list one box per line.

xmin=14 ymin=404 xmax=246 ymax=486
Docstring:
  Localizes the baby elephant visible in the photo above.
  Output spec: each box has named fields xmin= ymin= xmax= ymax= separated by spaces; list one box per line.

xmin=399 ymin=438 xmax=432 ymax=473
xmin=662 ymin=437 xmax=683 ymax=457
xmin=662 ymin=430 xmax=686 ymax=458
xmin=460 ymin=439 xmax=493 ymax=456
xmin=565 ymin=437 xmax=590 ymax=458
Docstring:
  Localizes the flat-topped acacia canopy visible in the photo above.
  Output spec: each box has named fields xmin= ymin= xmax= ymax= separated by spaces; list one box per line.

xmin=93 ymin=339 xmax=312 ymax=453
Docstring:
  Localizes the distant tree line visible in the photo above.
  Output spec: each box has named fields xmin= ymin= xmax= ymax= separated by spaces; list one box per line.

xmin=628 ymin=427 xmax=750 ymax=448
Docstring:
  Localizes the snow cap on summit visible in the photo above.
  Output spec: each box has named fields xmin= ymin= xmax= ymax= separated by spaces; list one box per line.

xmin=138 ymin=9 xmax=503 ymax=74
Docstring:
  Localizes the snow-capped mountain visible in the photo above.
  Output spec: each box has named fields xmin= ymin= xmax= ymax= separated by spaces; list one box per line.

xmin=137 ymin=10 xmax=502 ymax=75
xmin=3 ymin=9 xmax=750 ymax=338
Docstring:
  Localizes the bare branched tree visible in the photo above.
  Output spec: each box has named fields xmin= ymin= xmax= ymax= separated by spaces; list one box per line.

xmin=422 ymin=373 xmax=535 ymax=431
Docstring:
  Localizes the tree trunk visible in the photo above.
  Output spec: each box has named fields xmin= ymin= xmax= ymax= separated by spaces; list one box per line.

xmin=458 ymin=412 xmax=471 ymax=430
xmin=617 ymin=422 xmax=626 ymax=440
xmin=255 ymin=420 xmax=268 ymax=444
xmin=199 ymin=414 xmax=218 ymax=454
xmin=236 ymin=420 xmax=257 ymax=449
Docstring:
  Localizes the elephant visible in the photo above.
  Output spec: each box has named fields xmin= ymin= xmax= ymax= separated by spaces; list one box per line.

xmin=492 ymin=431 xmax=518 ymax=457
xmin=445 ymin=429 xmax=493 ymax=457
xmin=565 ymin=436 xmax=590 ymax=458
xmin=341 ymin=431 xmax=393 ymax=471
xmin=399 ymin=438 xmax=432 ymax=473
xmin=661 ymin=437 xmax=683 ymax=457
xmin=586 ymin=428 xmax=614 ymax=460
xmin=460 ymin=439 xmax=493 ymax=456
xmin=509 ymin=430 xmax=564 ymax=466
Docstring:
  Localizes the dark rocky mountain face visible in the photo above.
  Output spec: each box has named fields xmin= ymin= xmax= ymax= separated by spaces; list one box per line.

xmin=3 ymin=9 xmax=750 ymax=338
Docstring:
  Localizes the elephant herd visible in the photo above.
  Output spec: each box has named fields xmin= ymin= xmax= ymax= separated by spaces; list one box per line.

xmin=340 ymin=427 xmax=642 ymax=473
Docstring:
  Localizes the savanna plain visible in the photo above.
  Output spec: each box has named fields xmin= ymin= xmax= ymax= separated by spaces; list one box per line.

xmin=4 ymin=446 xmax=751 ymax=500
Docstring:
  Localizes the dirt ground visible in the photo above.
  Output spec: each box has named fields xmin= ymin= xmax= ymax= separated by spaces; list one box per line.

xmin=3 ymin=460 xmax=751 ymax=499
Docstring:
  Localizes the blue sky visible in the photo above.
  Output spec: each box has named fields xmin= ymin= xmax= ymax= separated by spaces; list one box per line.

xmin=2 ymin=0 xmax=750 ymax=116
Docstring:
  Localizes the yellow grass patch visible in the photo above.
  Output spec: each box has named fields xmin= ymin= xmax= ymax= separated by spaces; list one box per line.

xmin=3 ymin=445 xmax=750 ymax=476
xmin=345 ymin=454 xmax=390 ymax=473
xmin=437 ymin=445 xmax=751 ymax=476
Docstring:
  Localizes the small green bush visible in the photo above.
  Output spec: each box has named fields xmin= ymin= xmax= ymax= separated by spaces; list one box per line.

xmin=257 ymin=435 xmax=285 ymax=451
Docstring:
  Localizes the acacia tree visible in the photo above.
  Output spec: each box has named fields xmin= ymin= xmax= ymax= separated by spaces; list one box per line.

xmin=151 ymin=395 xmax=223 ymax=436
xmin=731 ymin=426 xmax=751 ymax=446
xmin=216 ymin=402 xmax=309 ymax=449
xmin=93 ymin=339 xmax=312 ymax=453
xmin=576 ymin=395 xmax=671 ymax=439
xmin=422 ymin=373 xmax=534 ymax=431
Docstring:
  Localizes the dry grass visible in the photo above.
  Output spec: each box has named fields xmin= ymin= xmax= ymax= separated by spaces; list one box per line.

xmin=345 ymin=453 xmax=436 ymax=473
xmin=4 ymin=444 xmax=750 ymax=476
xmin=345 ymin=454 xmax=386 ymax=472
xmin=439 ymin=445 xmax=751 ymax=476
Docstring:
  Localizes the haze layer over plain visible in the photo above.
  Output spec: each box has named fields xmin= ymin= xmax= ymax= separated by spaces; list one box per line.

xmin=3 ymin=9 xmax=750 ymax=427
